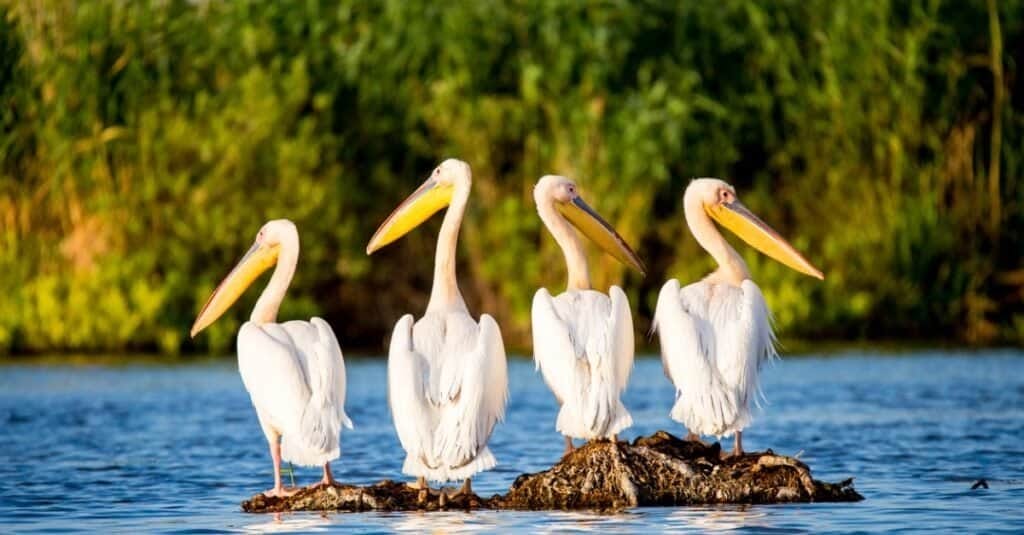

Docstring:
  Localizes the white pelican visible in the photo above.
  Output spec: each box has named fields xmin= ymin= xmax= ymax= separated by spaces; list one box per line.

xmin=366 ymin=159 xmax=508 ymax=499
xmin=653 ymin=179 xmax=822 ymax=456
xmin=531 ymin=175 xmax=645 ymax=454
xmin=190 ymin=219 xmax=353 ymax=497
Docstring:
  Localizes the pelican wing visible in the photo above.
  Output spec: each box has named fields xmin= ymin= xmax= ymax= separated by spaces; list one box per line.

xmin=387 ymin=314 xmax=435 ymax=466
xmin=531 ymin=288 xmax=579 ymax=405
xmin=609 ymin=285 xmax=635 ymax=394
xmin=434 ymin=313 xmax=508 ymax=469
xmin=239 ymin=321 xmax=347 ymax=465
xmin=534 ymin=288 xmax=633 ymax=439
xmin=308 ymin=317 xmax=354 ymax=430
xmin=721 ymin=281 xmax=777 ymax=410
xmin=653 ymin=279 xmax=738 ymax=436
xmin=240 ymin=319 xmax=350 ymax=466
xmin=237 ymin=322 xmax=312 ymax=440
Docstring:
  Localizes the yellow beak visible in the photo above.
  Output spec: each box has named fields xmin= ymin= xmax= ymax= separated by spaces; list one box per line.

xmin=706 ymin=200 xmax=823 ymax=280
xmin=190 ymin=241 xmax=280 ymax=337
xmin=557 ymin=196 xmax=646 ymax=275
xmin=366 ymin=177 xmax=454 ymax=254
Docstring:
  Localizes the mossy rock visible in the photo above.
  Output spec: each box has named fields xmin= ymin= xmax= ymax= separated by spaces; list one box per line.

xmin=242 ymin=431 xmax=863 ymax=513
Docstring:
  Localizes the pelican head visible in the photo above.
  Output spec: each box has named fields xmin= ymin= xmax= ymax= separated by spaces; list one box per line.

xmin=535 ymin=175 xmax=646 ymax=275
xmin=366 ymin=158 xmax=471 ymax=254
xmin=686 ymin=178 xmax=823 ymax=279
xmin=190 ymin=219 xmax=297 ymax=337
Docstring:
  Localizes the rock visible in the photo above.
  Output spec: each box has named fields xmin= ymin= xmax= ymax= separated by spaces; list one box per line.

xmin=241 ymin=431 xmax=863 ymax=513
xmin=242 ymin=479 xmax=497 ymax=513
xmin=498 ymin=431 xmax=863 ymax=509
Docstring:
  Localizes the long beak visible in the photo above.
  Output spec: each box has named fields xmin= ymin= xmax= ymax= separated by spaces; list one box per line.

xmin=706 ymin=200 xmax=824 ymax=280
xmin=557 ymin=196 xmax=646 ymax=275
xmin=190 ymin=241 xmax=280 ymax=337
xmin=366 ymin=177 xmax=454 ymax=254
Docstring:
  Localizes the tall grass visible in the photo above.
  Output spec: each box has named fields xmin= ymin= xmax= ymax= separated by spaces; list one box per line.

xmin=0 ymin=0 xmax=1021 ymax=355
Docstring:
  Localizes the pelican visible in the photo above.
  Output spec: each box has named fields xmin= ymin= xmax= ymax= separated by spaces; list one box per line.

xmin=190 ymin=219 xmax=353 ymax=497
xmin=366 ymin=159 xmax=508 ymax=499
xmin=654 ymin=179 xmax=822 ymax=456
xmin=531 ymin=175 xmax=645 ymax=454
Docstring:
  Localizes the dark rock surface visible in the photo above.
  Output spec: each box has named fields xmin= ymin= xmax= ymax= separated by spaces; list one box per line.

xmin=242 ymin=479 xmax=495 ymax=513
xmin=241 ymin=431 xmax=863 ymax=513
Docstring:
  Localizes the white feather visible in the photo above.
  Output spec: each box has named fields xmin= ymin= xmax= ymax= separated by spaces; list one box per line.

xmin=654 ymin=278 xmax=776 ymax=438
xmin=388 ymin=310 xmax=508 ymax=483
xmin=237 ymin=317 xmax=352 ymax=467
xmin=387 ymin=314 xmax=436 ymax=475
xmin=532 ymin=286 xmax=634 ymax=440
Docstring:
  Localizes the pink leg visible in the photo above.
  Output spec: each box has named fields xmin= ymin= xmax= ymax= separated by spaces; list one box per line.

xmin=263 ymin=433 xmax=296 ymax=497
xmin=563 ymin=436 xmax=575 ymax=455
xmin=320 ymin=462 xmax=335 ymax=486
xmin=731 ymin=431 xmax=744 ymax=457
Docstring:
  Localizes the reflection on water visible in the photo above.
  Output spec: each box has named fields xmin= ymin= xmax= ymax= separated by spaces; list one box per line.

xmin=388 ymin=510 xmax=498 ymax=533
xmin=243 ymin=512 xmax=333 ymax=533
xmin=663 ymin=506 xmax=768 ymax=532
xmin=1 ymin=350 xmax=1023 ymax=532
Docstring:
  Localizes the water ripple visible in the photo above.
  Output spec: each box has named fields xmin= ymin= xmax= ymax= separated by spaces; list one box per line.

xmin=0 ymin=352 xmax=1022 ymax=532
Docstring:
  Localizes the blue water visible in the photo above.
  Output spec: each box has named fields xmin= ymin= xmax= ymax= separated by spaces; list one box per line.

xmin=1 ymin=351 xmax=1022 ymax=533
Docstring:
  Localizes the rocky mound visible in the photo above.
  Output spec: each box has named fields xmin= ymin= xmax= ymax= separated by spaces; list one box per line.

xmin=242 ymin=431 xmax=862 ymax=513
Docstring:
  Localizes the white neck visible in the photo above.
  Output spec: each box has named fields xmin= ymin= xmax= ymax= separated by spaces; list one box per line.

xmin=537 ymin=198 xmax=590 ymax=291
xmin=427 ymin=180 xmax=469 ymax=314
xmin=250 ymin=233 xmax=299 ymax=324
xmin=683 ymin=192 xmax=750 ymax=287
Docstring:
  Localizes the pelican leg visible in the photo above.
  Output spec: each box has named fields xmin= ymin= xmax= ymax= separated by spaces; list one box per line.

xmin=406 ymin=476 xmax=430 ymax=490
xmin=436 ymin=477 xmax=475 ymax=506
xmin=563 ymin=436 xmax=575 ymax=455
xmin=263 ymin=432 xmax=297 ymax=498
xmin=440 ymin=477 xmax=473 ymax=506
xmin=685 ymin=430 xmax=711 ymax=446
xmin=320 ymin=462 xmax=336 ymax=487
xmin=456 ymin=478 xmax=472 ymax=497
xmin=407 ymin=476 xmax=439 ymax=503
xmin=731 ymin=431 xmax=744 ymax=457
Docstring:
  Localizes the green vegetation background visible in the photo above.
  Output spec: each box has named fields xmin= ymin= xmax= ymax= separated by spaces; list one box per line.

xmin=1 ymin=0 xmax=1021 ymax=356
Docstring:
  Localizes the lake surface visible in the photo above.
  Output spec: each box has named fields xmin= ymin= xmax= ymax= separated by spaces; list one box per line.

xmin=1 ymin=350 xmax=1022 ymax=533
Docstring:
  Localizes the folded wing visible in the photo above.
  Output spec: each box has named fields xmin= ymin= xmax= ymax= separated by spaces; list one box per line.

xmin=654 ymin=279 xmax=738 ymax=437
xmin=387 ymin=314 xmax=435 ymax=471
xmin=434 ymin=314 xmax=508 ymax=471
xmin=532 ymin=288 xmax=579 ymax=406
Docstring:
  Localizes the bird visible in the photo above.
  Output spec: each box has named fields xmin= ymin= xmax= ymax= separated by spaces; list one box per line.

xmin=366 ymin=158 xmax=508 ymax=500
xmin=530 ymin=175 xmax=646 ymax=455
xmin=190 ymin=219 xmax=353 ymax=497
xmin=653 ymin=178 xmax=823 ymax=457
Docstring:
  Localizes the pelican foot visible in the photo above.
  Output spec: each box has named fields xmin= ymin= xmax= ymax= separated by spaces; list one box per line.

xmin=436 ymin=479 xmax=472 ymax=507
xmin=452 ymin=478 xmax=472 ymax=497
xmin=263 ymin=486 xmax=299 ymax=498
xmin=405 ymin=480 xmax=435 ymax=492
xmin=720 ymin=447 xmax=745 ymax=460
xmin=406 ymin=478 xmax=441 ymax=501
xmin=318 ymin=463 xmax=336 ymax=487
xmin=685 ymin=432 xmax=711 ymax=446
xmin=562 ymin=436 xmax=575 ymax=457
